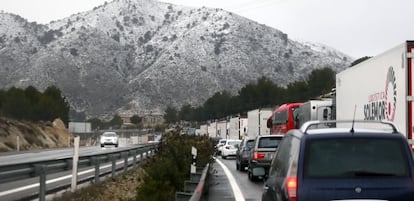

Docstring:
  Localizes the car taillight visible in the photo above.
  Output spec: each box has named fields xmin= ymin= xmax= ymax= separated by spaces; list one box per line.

xmin=286 ymin=160 xmax=298 ymax=201
xmin=253 ymin=152 xmax=265 ymax=159
xmin=286 ymin=176 xmax=297 ymax=201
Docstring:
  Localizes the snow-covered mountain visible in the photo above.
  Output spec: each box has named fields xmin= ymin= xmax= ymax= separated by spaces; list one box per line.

xmin=0 ymin=0 xmax=352 ymax=119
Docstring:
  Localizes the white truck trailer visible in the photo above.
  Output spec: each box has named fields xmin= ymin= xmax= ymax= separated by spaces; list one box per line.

xmin=217 ymin=120 xmax=227 ymax=138
xmin=294 ymin=99 xmax=333 ymax=128
xmin=336 ymin=41 xmax=414 ymax=142
xmin=247 ymin=108 xmax=273 ymax=136
xmin=229 ymin=117 xmax=240 ymax=139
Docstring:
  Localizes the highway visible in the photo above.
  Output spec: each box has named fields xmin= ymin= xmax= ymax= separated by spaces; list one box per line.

xmin=0 ymin=142 xmax=150 ymax=201
xmin=0 ymin=145 xmax=263 ymax=201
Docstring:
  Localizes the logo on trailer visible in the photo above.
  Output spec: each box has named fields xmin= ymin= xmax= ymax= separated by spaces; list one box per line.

xmin=364 ymin=66 xmax=397 ymax=121
xmin=385 ymin=67 xmax=397 ymax=121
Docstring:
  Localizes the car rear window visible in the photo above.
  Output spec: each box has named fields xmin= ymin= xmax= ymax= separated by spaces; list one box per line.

xmin=304 ymin=138 xmax=409 ymax=178
xmin=258 ymin=137 xmax=282 ymax=148
xmin=246 ymin=140 xmax=255 ymax=147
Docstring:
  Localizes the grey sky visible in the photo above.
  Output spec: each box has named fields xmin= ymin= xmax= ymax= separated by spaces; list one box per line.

xmin=0 ymin=0 xmax=412 ymax=58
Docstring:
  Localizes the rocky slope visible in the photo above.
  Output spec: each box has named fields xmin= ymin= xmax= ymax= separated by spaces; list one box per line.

xmin=0 ymin=0 xmax=352 ymax=119
xmin=0 ymin=118 xmax=73 ymax=152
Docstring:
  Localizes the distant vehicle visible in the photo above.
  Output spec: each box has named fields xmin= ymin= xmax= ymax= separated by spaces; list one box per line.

xmin=235 ymin=136 xmax=255 ymax=171
xmin=100 ymin=131 xmax=119 ymax=147
xmin=262 ymin=120 xmax=414 ymax=201
xmin=247 ymin=135 xmax=284 ymax=181
xmin=247 ymin=108 xmax=273 ymax=137
xmin=267 ymin=103 xmax=303 ymax=134
xmin=293 ymin=99 xmax=332 ymax=128
xmin=335 ymin=41 xmax=414 ymax=144
xmin=221 ymin=139 xmax=241 ymax=159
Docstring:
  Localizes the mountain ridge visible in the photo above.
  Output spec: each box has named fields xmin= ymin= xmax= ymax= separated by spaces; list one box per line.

xmin=0 ymin=0 xmax=352 ymax=119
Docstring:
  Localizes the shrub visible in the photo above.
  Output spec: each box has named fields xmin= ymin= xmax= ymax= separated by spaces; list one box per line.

xmin=134 ymin=131 xmax=214 ymax=201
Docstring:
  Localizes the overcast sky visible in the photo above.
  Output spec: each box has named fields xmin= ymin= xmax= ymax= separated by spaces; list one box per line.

xmin=1 ymin=0 xmax=413 ymax=58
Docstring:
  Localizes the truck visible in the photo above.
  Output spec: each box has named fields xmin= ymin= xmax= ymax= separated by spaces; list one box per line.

xmin=267 ymin=103 xmax=303 ymax=134
xmin=294 ymin=99 xmax=333 ymax=128
xmin=247 ymin=108 xmax=273 ymax=137
xmin=335 ymin=40 xmax=414 ymax=143
xmin=228 ymin=116 xmax=247 ymax=139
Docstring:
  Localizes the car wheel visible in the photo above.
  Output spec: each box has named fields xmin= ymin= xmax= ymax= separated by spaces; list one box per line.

xmin=248 ymin=170 xmax=257 ymax=181
xmin=240 ymin=164 xmax=245 ymax=171
xmin=222 ymin=155 xmax=227 ymax=159
xmin=100 ymin=144 xmax=104 ymax=147
xmin=115 ymin=144 xmax=118 ymax=148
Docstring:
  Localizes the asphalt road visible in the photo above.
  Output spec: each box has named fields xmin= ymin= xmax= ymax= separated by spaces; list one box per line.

xmin=213 ymin=156 xmax=264 ymax=201
xmin=0 ymin=141 xmax=148 ymax=201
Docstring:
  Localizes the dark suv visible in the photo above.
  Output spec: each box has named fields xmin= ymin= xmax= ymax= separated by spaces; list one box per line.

xmin=235 ymin=137 xmax=255 ymax=171
xmin=248 ymin=135 xmax=284 ymax=181
xmin=262 ymin=120 xmax=414 ymax=201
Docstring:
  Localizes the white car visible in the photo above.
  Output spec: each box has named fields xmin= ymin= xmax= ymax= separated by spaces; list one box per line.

xmin=221 ymin=139 xmax=241 ymax=159
xmin=100 ymin=132 xmax=119 ymax=147
xmin=216 ymin=139 xmax=227 ymax=155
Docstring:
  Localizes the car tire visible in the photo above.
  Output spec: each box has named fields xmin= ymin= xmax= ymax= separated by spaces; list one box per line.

xmin=222 ymin=155 xmax=227 ymax=159
xmin=240 ymin=164 xmax=245 ymax=171
xmin=248 ymin=170 xmax=257 ymax=181
xmin=115 ymin=144 xmax=118 ymax=148
xmin=100 ymin=144 xmax=104 ymax=148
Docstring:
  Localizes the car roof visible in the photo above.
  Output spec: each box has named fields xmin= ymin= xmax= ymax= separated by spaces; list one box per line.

xmin=256 ymin=134 xmax=284 ymax=138
xmin=306 ymin=128 xmax=397 ymax=135
xmin=226 ymin=139 xmax=241 ymax=142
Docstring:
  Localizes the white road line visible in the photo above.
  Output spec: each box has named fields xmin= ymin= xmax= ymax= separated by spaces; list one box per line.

xmin=215 ymin=157 xmax=245 ymax=201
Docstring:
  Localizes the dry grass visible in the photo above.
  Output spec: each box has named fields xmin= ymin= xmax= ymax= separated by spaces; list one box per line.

xmin=55 ymin=167 xmax=145 ymax=201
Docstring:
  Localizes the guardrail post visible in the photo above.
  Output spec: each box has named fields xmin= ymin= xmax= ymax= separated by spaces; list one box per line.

xmin=71 ymin=136 xmax=80 ymax=192
xmin=110 ymin=154 xmax=116 ymax=180
xmin=131 ymin=150 xmax=137 ymax=168
xmin=35 ymin=165 xmax=47 ymax=201
xmin=16 ymin=136 xmax=20 ymax=152
xmin=92 ymin=157 xmax=100 ymax=183
xmin=122 ymin=152 xmax=128 ymax=173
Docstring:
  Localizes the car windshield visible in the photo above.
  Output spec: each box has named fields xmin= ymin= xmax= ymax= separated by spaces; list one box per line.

xmin=103 ymin=133 xmax=117 ymax=137
xmin=304 ymin=138 xmax=409 ymax=178
xmin=227 ymin=140 xmax=240 ymax=146
xmin=258 ymin=137 xmax=282 ymax=148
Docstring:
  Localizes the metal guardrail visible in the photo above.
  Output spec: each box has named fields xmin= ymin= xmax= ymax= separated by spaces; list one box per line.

xmin=0 ymin=143 xmax=159 ymax=201
xmin=175 ymin=163 xmax=211 ymax=201
xmin=189 ymin=163 xmax=210 ymax=201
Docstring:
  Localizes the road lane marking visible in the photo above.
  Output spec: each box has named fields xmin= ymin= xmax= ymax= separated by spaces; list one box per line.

xmin=215 ymin=157 xmax=245 ymax=201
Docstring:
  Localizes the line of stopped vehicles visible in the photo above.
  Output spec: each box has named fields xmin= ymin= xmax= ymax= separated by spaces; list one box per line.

xmin=213 ymin=41 xmax=414 ymax=201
